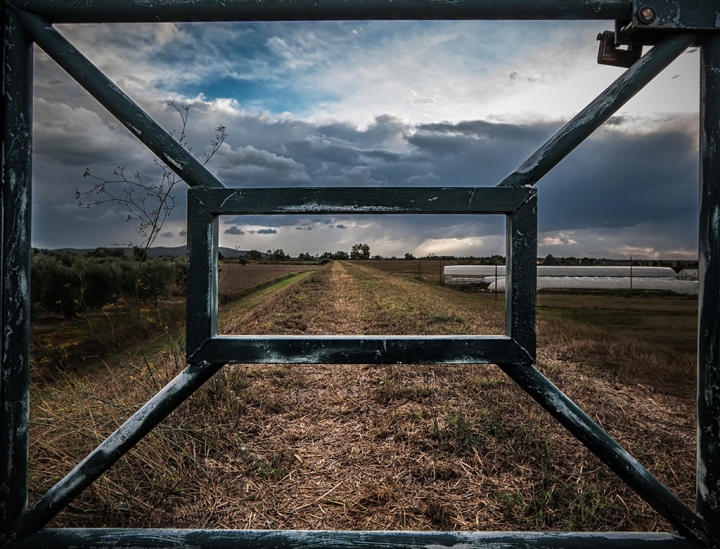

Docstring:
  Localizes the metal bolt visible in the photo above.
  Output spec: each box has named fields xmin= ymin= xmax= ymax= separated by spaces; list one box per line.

xmin=638 ymin=5 xmax=656 ymax=24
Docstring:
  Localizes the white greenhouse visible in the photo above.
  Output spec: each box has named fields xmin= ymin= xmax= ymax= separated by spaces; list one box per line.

xmin=443 ymin=265 xmax=677 ymax=284
xmin=678 ymin=268 xmax=699 ymax=280
xmin=486 ymin=276 xmax=698 ymax=295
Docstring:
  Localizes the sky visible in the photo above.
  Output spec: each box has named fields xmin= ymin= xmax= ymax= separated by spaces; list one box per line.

xmin=31 ymin=20 xmax=701 ymax=259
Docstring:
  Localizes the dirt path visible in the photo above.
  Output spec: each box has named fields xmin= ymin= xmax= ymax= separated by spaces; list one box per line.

xmin=32 ymin=262 xmax=696 ymax=533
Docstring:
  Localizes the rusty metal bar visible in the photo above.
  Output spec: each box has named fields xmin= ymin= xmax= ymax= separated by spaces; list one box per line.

xmin=17 ymin=10 xmax=225 ymax=190
xmin=498 ymin=32 xmax=695 ymax=188
xmin=698 ymin=32 xmax=720 ymax=538
xmin=10 ymin=0 xmax=632 ymax=24
xmin=13 ymin=362 xmax=224 ymax=538
xmin=0 ymin=7 xmax=32 ymax=543
xmin=5 ymin=528 xmax=701 ymax=549
xmin=497 ymin=363 xmax=710 ymax=546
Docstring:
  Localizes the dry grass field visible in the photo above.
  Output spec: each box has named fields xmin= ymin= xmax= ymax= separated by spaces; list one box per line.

xmin=218 ymin=262 xmax=321 ymax=295
xmin=28 ymin=262 xmax=696 ymax=532
xmin=364 ymin=259 xmax=456 ymax=283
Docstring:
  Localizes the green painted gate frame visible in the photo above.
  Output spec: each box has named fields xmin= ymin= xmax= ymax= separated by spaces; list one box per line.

xmin=1 ymin=1 xmax=718 ymax=548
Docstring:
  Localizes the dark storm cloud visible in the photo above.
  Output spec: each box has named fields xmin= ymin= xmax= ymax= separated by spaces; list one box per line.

xmin=416 ymin=119 xmax=554 ymax=142
xmin=160 ymin=231 xmax=174 ymax=238
xmin=31 ymin=82 xmax=699 ymax=256
xmin=214 ymin=113 xmax=697 ymax=246
xmin=538 ymin=121 xmax=698 ymax=232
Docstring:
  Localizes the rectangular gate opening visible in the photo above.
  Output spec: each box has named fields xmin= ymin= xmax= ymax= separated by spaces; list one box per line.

xmin=216 ymin=213 xmax=507 ymax=337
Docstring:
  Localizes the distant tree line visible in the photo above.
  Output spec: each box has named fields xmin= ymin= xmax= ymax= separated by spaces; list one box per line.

xmin=539 ymin=254 xmax=698 ymax=271
xmin=31 ymin=248 xmax=186 ymax=317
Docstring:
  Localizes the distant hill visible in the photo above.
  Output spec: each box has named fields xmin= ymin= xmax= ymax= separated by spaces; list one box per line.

xmin=46 ymin=246 xmax=253 ymax=258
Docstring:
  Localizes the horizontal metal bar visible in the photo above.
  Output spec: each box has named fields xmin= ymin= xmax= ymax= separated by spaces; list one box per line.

xmin=497 ymin=363 xmax=710 ymax=546
xmin=190 ymin=186 xmax=536 ymax=215
xmin=13 ymin=362 xmax=224 ymax=538
xmin=11 ymin=0 xmax=632 ymax=24
xmin=498 ymin=32 xmax=696 ymax=188
xmin=7 ymin=528 xmax=701 ymax=549
xmin=17 ymin=10 xmax=225 ymax=189
xmin=189 ymin=335 xmax=532 ymax=365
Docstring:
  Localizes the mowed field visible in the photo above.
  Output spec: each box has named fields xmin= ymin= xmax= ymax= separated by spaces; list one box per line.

xmin=218 ymin=262 xmax=321 ymax=294
xmin=29 ymin=261 xmax=696 ymax=533
xmin=365 ymin=259 xmax=457 ymax=283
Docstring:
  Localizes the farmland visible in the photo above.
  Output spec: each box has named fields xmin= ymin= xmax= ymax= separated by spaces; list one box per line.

xmin=219 ymin=262 xmax=322 ymax=294
xmin=30 ymin=260 xmax=319 ymax=370
xmin=29 ymin=261 xmax=695 ymax=533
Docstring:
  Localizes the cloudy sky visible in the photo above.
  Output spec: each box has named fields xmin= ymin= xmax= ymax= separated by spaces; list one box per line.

xmin=32 ymin=20 xmax=700 ymax=258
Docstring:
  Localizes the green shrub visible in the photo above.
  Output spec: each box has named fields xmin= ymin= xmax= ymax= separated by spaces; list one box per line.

xmin=31 ymin=251 xmax=185 ymax=316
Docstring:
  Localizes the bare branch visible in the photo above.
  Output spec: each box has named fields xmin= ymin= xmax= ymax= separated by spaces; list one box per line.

xmin=77 ymin=104 xmax=227 ymax=256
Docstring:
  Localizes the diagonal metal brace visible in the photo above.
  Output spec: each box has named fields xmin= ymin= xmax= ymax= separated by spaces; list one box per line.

xmin=10 ymin=362 xmax=224 ymax=541
xmin=498 ymin=32 xmax=695 ymax=188
xmin=497 ymin=363 xmax=710 ymax=546
xmin=16 ymin=9 xmax=225 ymax=189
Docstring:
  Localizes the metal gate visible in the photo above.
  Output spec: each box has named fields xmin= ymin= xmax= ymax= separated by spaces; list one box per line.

xmin=1 ymin=0 xmax=718 ymax=547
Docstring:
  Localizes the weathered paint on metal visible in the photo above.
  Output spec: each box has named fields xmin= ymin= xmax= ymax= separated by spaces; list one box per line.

xmin=1 ymin=1 xmax=718 ymax=547
xmin=17 ymin=10 xmax=225 ymax=190
xmin=0 ymin=7 xmax=32 ymax=543
xmin=190 ymin=186 xmax=535 ymax=216
xmin=497 ymin=363 xmax=710 ymax=546
xmin=189 ymin=335 xmax=533 ymax=365
xmin=186 ymin=186 xmax=536 ymax=367
xmin=186 ymin=192 xmax=217 ymax=355
xmin=9 ymin=0 xmax=633 ymax=24
xmin=505 ymin=193 xmax=537 ymax=359
xmin=14 ymin=362 xmax=224 ymax=538
xmin=498 ymin=32 xmax=695 ymax=188
xmin=4 ymin=528 xmax=703 ymax=549
xmin=631 ymin=0 xmax=719 ymax=31
xmin=698 ymin=32 xmax=720 ymax=541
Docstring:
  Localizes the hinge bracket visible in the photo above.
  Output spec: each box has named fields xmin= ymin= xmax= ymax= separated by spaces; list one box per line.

xmin=597 ymin=31 xmax=643 ymax=67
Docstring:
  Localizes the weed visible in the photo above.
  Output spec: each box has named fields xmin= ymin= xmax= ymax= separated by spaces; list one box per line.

xmin=433 ymin=412 xmax=485 ymax=453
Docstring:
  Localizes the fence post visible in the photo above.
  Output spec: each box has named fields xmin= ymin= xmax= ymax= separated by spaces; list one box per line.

xmin=698 ymin=32 xmax=720 ymax=538
xmin=0 ymin=7 xmax=33 ymax=542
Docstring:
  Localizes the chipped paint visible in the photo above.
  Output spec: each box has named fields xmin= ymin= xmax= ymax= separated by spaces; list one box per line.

xmin=194 ymin=335 xmax=509 ymax=365
xmin=697 ymin=34 xmax=720 ymax=540
xmin=277 ymin=202 xmax=405 ymax=213
xmin=424 ymin=543 xmax=474 ymax=549
xmin=4 ymin=2 xmax=720 ymax=547
xmin=163 ymin=153 xmax=183 ymax=171
xmin=2 ymin=9 xmax=33 ymax=538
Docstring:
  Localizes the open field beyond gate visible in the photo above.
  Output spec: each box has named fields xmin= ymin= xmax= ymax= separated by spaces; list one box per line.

xmin=29 ymin=262 xmax=696 ymax=531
